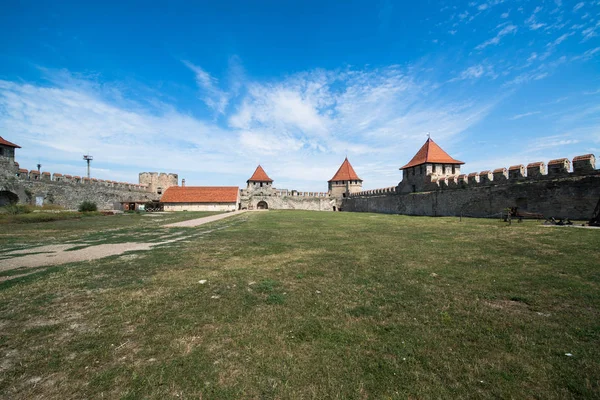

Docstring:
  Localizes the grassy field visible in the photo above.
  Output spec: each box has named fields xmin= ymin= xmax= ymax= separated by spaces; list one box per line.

xmin=0 ymin=211 xmax=598 ymax=399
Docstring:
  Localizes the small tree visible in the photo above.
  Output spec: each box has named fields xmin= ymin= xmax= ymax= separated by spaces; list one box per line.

xmin=78 ymin=201 xmax=97 ymax=212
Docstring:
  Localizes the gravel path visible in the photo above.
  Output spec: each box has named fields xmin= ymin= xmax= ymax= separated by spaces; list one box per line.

xmin=163 ymin=210 xmax=248 ymax=228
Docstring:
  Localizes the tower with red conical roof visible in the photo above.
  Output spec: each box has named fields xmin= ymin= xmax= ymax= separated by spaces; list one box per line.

xmin=247 ymin=165 xmax=274 ymax=190
xmin=328 ymin=157 xmax=363 ymax=199
xmin=398 ymin=138 xmax=464 ymax=193
xmin=0 ymin=136 xmax=21 ymax=173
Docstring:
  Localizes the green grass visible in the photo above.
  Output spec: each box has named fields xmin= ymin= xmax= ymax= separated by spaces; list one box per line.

xmin=0 ymin=211 xmax=223 ymax=249
xmin=0 ymin=211 xmax=598 ymax=399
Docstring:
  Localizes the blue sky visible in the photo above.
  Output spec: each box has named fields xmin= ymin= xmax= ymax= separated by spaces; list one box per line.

xmin=1 ymin=0 xmax=599 ymax=190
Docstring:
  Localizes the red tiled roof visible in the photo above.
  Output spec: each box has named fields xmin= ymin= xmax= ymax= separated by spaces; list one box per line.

xmin=0 ymin=136 xmax=21 ymax=148
xmin=400 ymin=138 xmax=464 ymax=170
xmin=509 ymin=164 xmax=524 ymax=170
xmin=161 ymin=186 xmax=239 ymax=203
xmin=573 ymin=154 xmax=594 ymax=161
xmin=247 ymin=165 xmax=273 ymax=182
xmin=527 ymin=162 xmax=544 ymax=167
xmin=468 ymin=172 xmax=478 ymax=177
xmin=493 ymin=168 xmax=507 ymax=173
xmin=18 ymin=168 xmax=28 ymax=173
xmin=548 ymin=158 xmax=569 ymax=165
xmin=329 ymin=158 xmax=362 ymax=182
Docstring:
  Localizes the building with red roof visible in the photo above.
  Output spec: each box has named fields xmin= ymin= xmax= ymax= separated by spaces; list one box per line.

xmin=328 ymin=158 xmax=363 ymax=199
xmin=161 ymin=186 xmax=240 ymax=211
xmin=247 ymin=165 xmax=273 ymax=188
xmin=0 ymin=136 xmax=21 ymax=166
xmin=398 ymin=138 xmax=464 ymax=193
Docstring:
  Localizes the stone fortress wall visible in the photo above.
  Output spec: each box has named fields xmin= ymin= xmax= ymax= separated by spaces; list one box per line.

xmin=139 ymin=172 xmax=179 ymax=195
xmin=0 ymin=157 xmax=164 ymax=210
xmin=240 ymin=186 xmax=334 ymax=211
xmin=343 ymin=155 xmax=600 ymax=220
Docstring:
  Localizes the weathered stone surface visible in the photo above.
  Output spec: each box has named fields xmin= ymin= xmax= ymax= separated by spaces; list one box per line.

xmin=343 ymin=173 xmax=600 ymax=220
xmin=1 ymin=161 xmax=155 ymax=210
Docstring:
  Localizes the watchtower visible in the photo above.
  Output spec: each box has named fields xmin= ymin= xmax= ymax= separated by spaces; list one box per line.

xmin=328 ymin=158 xmax=363 ymax=198
xmin=0 ymin=136 xmax=21 ymax=173
xmin=399 ymin=138 xmax=464 ymax=193
xmin=247 ymin=165 xmax=273 ymax=190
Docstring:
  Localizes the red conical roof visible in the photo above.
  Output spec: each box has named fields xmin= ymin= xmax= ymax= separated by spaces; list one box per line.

xmin=0 ymin=136 xmax=21 ymax=148
xmin=247 ymin=165 xmax=273 ymax=182
xmin=400 ymin=138 xmax=464 ymax=170
xmin=329 ymin=158 xmax=362 ymax=182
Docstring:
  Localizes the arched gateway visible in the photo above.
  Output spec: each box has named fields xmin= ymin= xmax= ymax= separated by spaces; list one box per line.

xmin=0 ymin=190 xmax=19 ymax=206
xmin=256 ymin=201 xmax=268 ymax=210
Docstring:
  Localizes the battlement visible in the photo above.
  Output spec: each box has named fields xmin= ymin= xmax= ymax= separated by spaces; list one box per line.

xmin=420 ymin=154 xmax=597 ymax=191
xmin=349 ymin=186 xmax=397 ymax=197
xmin=139 ymin=171 xmax=178 ymax=194
xmin=12 ymin=168 xmax=150 ymax=191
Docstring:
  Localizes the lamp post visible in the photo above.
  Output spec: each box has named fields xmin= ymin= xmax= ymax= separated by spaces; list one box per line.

xmin=83 ymin=155 xmax=93 ymax=178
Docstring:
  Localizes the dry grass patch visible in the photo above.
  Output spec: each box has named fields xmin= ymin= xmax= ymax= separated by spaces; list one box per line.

xmin=0 ymin=211 xmax=599 ymax=398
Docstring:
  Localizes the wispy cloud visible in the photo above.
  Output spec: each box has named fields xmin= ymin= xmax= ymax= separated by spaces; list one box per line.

xmin=476 ymin=24 xmax=517 ymax=50
xmin=509 ymin=111 xmax=541 ymax=120
xmin=183 ymin=61 xmax=230 ymax=114
xmin=0 ymin=64 xmax=500 ymax=190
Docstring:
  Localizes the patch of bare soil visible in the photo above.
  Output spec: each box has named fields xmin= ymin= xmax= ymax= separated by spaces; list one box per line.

xmin=0 ymin=238 xmax=185 ymax=271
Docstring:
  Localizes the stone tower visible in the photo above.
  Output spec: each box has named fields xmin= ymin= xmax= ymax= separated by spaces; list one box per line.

xmin=0 ymin=136 xmax=21 ymax=175
xmin=328 ymin=158 xmax=362 ymax=198
xmin=139 ymin=172 xmax=178 ymax=196
xmin=246 ymin=165 xmax=273 ymax=191
xmin=398 ymin=138 xmax=464 ymax=194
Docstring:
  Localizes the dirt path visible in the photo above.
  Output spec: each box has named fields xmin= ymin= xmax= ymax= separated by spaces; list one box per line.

xmin=0 ymin=239 xmax=184 ymax=271
xmin=163 ymin=210 xmax=248 ymax=228
xmin=0 ymin=211 xmax=250 ymax=273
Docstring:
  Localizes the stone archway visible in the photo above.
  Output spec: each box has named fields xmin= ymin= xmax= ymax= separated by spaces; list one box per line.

xmin=257 ymin=201 xmax=268 ymax=210
xmin=0 ymin=190 xmax=19 ymax=207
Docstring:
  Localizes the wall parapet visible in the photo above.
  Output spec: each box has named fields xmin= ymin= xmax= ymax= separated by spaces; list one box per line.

xmin=11 ymin=168 xmax=150 ymax=192
xmin=349 ymin=186 xmax=397 ymax=197
xmin=409 ymin=154 xmax=598 ymax=192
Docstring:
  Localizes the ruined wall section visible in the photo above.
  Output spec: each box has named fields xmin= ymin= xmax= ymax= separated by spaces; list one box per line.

xmin=344 ymin=155 xmax=600 ymax=220
xmin=139 ymin=172 xmax=178 ymax=195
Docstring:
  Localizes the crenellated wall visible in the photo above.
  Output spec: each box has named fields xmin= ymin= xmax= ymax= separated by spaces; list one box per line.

xmin=1 ymin=162 xmax=156 ymax=210
xmin=343 ymin=154 xmax=600 ymax=219
xmin=240 ymin=185 xmax=334 ymax=211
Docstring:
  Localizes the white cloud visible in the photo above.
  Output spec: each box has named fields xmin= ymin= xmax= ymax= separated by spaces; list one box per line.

xmin=476 ymin=24 xmax=517 ymax=50
xmin=573 ymin=2 xmax=584 ymax=11
xmin=183 ymin=61 xmax=230 ymax=114
xmin=509 ymin=111 xmax=541 ymax=120
xmin=0 ymin=65 xmax=500 ymax=190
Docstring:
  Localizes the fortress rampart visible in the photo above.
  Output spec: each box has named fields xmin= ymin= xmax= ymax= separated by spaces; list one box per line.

xmin=343 ymin=154 xmax=600 ymax=219
xmin=240 ymin=186 xmax=333 ymax=211
xmin=1 ymin=159 xmax=160 ymax=209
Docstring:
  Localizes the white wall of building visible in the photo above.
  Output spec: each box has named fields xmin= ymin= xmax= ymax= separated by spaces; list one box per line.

xmin=163 ymin=202 xmax=237 ymax=212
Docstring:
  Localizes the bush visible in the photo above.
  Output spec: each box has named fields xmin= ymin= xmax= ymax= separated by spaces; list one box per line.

xmin=78 ymin=201 xmax=98 ymax=212
xmin=0 ymin=204 xmax=33 ymax=215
